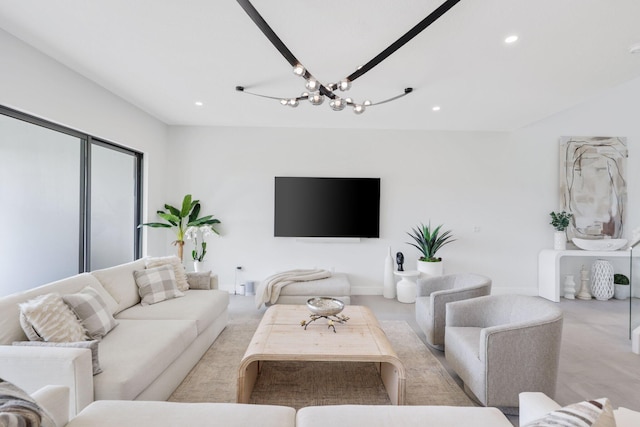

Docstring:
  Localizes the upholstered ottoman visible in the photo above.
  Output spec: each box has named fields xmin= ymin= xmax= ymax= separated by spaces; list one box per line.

xmin=269 ymin=273 xmax=351 ymax=305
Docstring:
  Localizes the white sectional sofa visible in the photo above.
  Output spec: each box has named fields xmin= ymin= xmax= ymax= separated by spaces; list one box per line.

xmin=28 ymin=387 xmax=640 ymax=427
xmin=0 ymin=258 xmax=229 ymax=419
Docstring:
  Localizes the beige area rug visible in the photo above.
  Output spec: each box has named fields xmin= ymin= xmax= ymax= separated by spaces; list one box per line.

xmin=169 ymin=319 xmax=475 ymax=409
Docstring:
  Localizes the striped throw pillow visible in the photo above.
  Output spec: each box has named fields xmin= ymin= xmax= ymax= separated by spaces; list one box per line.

xmin=523 ymin=398 xmax=616 ymax=427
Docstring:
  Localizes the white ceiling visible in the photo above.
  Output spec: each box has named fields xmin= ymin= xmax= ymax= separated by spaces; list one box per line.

xmin=1 ymin=0 xmax=640 ymax=131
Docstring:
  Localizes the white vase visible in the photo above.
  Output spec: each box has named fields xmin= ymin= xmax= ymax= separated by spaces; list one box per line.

xmin=194 ymin=261 xmax=204 ymax=272
xmin=417 ymin=260 xmax=443 ymax=277
xmin=563 ymin=274 xmax=576 ymax=300
xmin=591 ymin=259 xmax=614 ymax=301
xmin=554 ymin=231 xmax=567 ymax=250
xmin=383 ymin=247 xmax=396 ymax=299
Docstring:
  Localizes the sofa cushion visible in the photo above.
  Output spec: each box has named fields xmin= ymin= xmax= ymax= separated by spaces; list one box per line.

xmin=63 ymin=287 xmax=118 ymax=340
xmin=145 ymin=256 xmax=189 ymax=292
xmin=13 ymin=340 xmax=102 ymax=375
xmin=18 ymin=293 xmax=88 ymax=342
xmin=66 ymin=401 xmax=296 ymax=427
xmin=522 ymin=398 xmax=615 ymax=427
xmin=133 ymin=265 xmax=184 ymax=306
xmin=0 ymin=377 xmax=55 ymax=427
xmin=0 ymin=273 xmax=116 ymax=345
xmin=296 ymin=405 xmax=513 ymax=427
xmin=117 ymin=289 xmax=229 ymax=335
xmin=91 ymin=259 xmax=146 ymax=314
xmin=92 ymin=319 xmax=198 ymax=400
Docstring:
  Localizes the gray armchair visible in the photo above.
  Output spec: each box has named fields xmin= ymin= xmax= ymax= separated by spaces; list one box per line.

xmin=415 ymin=273 xmax=491 ymax=350
xmin=444 ymin=295 xmax=563 ymax=410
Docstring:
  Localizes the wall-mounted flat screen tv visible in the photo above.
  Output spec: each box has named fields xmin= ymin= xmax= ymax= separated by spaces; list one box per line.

xmin=274 ymin=177 xmax=380 ymax=238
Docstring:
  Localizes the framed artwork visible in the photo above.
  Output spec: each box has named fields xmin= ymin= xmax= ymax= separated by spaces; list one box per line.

xmin=559 ymin=136 xmax=627 ymax=239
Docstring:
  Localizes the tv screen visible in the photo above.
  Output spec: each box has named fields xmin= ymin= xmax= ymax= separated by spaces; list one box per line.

xmin=274 ymin=177 xmax=380 ymax=238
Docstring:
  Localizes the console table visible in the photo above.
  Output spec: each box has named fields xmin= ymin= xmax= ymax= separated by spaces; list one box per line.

xmin=538 ymin=248 xmax=633 ymax=302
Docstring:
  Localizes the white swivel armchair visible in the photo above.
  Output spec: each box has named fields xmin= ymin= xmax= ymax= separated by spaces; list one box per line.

xmin=445 ymin=295 xmax=564 ymax=410
xmin=415 ymin=273 xmax=491 ymax=350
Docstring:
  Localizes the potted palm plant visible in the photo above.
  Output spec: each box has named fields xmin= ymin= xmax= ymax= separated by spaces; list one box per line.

xmin=406 ymin=222 xmax=455 ymax=277
xmin=139 ymin=194 xmax=220 ymax=261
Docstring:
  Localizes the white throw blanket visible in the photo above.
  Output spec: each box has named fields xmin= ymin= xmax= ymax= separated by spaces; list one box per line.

xmin=255 ymin=269 xmax=332 ymax=308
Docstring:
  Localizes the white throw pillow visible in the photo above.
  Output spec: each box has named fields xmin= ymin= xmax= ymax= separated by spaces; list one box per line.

xmin=522 ymin=398 xmax=616 ymax=427
xmin=145 ymin=256 xmax=189 ymax=291
xmin=63 ymin=286 xmax=118 ymax=340
xmin=134 ymin=265 xmax=184 ymax=306
xmin=19 ymin=293 xmax=88 ymax=342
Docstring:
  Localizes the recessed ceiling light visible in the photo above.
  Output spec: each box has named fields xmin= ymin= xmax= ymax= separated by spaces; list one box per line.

xmin=432 ymin=106 xmax=441 ymax=112
xmin=194 ymin=101 xmax=204 ymax=107
xmin=504 ymin=35 xmax=519 ymax=44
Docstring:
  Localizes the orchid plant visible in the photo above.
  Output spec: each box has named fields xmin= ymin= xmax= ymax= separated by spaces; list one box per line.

xmin=185 ymin=225 xmax=217 ymax=262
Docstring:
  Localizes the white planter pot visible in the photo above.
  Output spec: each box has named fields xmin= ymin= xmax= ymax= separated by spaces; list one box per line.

xmin=417 ymin=260 xmax=443 ymax=277
xmin=194 ymin=261 xmax=204 ymax=272
xmin=554 ymin=231 xmax=567 ymax=250
xmin=614 ymin=284 xmax=630 ymax=300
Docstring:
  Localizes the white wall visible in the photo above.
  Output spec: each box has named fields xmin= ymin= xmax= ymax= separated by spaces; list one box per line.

xmin=168 ymin=77 xmax=640 ymax=296
xmin=167 ymin=126 xmax=534 ymax=294
xmin=0 ymin=29 xmax=169 ymax=266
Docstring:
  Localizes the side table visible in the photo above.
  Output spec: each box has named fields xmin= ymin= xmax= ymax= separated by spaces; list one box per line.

xmin=394 ymin=270 xmax=420 ymax=303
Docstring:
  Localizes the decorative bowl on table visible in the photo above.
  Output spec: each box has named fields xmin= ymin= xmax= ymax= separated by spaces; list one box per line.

xmin=306 ymin=297 xmax=344 ymax=316
xmin=572 ymin=238 xmax=627 ymax=251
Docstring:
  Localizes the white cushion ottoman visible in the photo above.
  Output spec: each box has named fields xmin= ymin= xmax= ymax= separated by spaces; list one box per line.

xmin=269 ymin=273 xmax=351 ymax=305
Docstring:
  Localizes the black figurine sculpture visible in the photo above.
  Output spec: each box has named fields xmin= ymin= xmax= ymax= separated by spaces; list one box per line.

xmin=396 ymin=252 xmax=404 ymax=271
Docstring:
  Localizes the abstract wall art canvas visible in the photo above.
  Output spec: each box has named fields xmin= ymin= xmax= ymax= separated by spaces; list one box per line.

xmin=560 ymin=136 xmax=627 ymax=239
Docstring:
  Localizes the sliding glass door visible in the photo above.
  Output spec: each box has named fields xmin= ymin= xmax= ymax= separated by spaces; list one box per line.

xmin=0 ymin=107 xmax=142 ymax=296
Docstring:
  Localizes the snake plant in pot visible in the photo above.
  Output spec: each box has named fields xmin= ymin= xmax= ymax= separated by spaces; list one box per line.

xmin=406 ymin=222 xmax=455 ymax=277
xmin=139 ymin=194 xmax=220 ymax=262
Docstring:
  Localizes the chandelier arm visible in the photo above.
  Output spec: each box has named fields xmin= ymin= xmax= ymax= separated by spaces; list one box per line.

xmin=235 ymin=86 xmax=308 ymax=101
xmin=368 ymin=88 xmax=414 ymax=106
xmin=345 ymin=0 xmax=461 ymax=83
xmin=236 ymin=0 xmax=300 ymax=67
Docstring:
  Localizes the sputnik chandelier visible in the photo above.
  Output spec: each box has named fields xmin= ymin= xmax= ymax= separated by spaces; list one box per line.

xmin=235 ymin=0 xmax=461 ymax=114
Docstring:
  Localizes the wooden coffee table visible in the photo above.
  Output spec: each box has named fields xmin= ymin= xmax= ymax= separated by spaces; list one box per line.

xmin=237 ymin=304 xmax=406 ymax=405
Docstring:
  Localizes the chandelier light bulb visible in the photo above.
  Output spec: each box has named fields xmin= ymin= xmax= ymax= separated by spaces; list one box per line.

xmin=308 ymin=92 xmax=324 ymax=105
xmin=288 ymin=98 xmax=299 ymax=107
xmin=329 ymin=98 xmax=346 ymax=111
xmin=344 ymin=98 xmax=353 ymax=104
xmin=305 ymin=78 xmax=319 ymax=91
xmin=363 ymin=100 xmax=372 ymax=106
xmin=280 ymin=99 xmax=288 ymax=106
xmin=338 ymin=79 xmax=351 ymax=91
xmin=353 ymin=104 xmax=365 ymax=114
xmin=293 ymin=64 xmax=306 ymax=76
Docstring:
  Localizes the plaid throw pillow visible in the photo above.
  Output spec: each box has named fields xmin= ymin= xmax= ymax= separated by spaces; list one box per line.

xmin=186 ymin=271 xmax=212 ymax=290
xmin=63 ymin=286 xmax=118 ymax=340
xmin=522 ymin=398 xmax=616 ymax=427
xmin=133 ymin=265 xmax=184 ymax=306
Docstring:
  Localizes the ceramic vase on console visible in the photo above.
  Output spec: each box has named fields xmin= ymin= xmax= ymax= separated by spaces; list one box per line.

xmin=417 ymin=260 xmax=443 ymax=277
xmin=563 ymin=274 xmax=576 ymax=300
xmin=194 ymin=261 xmax=204 ymax=272
xmin=554 ymin=231 xmax=567 ymax=250
xmin=383 ymin=247 xmax=396 ymax=299
xmin=591 ymin=259 xmax=614 ymax=301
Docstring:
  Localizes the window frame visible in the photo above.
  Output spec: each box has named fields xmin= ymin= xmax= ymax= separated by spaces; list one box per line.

xmin=0 ymin=105 xmax=143 ymax=273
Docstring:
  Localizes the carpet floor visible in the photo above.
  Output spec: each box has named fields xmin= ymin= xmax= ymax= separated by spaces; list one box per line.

xmin=169 ymin=319 xmax=475 ymax=409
